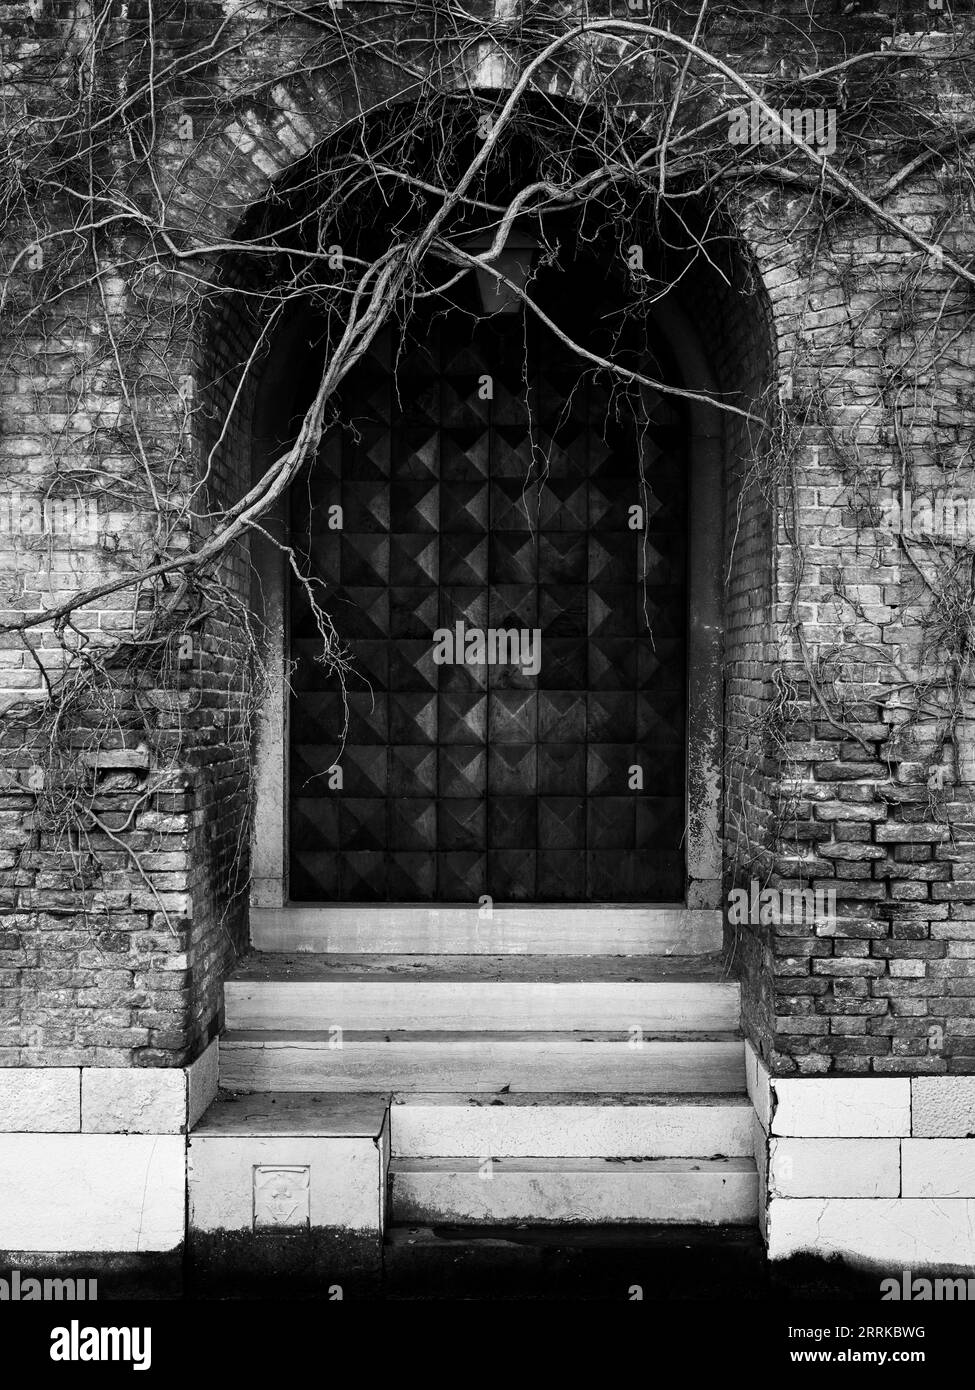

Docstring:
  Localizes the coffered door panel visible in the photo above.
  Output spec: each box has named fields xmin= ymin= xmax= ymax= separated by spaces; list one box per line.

xmin=289 ymin=310 xmax=686 ymax=902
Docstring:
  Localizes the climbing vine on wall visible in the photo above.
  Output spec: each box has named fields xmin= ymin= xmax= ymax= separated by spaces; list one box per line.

xmin=1 ymin=0 xmax=974 ymax=919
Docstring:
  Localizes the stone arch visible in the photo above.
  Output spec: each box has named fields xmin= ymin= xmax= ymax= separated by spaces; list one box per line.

xmin=188 ymin=78 xmax=779 ymax=967
xmin=164 ymin=30 xmax=570 ymax=248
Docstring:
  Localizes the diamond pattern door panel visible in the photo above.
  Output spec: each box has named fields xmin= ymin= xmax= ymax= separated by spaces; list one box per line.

xmin=289 ymin=309 xmax=686 ymax=901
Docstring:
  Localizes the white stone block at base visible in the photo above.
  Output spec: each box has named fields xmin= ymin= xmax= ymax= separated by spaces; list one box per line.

xmin=771 ymin=1078 xmax=910 ymax=1137
xmin=769 ymin=1138 xmax=900 ymax=1197
xmin=188 ymin=1135 xmax=385 ymax=1233
xmin=187 ymin=1041 xmax=219 ymax=1129
xmin=902 ymin=1140 xmax=975 ymax=1196
xmin=0 ymin=1070 xmax=80 ymax=1131
xmin=0 ymin=1135 xmax=185 ymax=1251
xmin=911 ymin=1078 xmax=975 ymax=1137
xmin=82 ymin=1068 xmax=186 ymax=1133
xmin=768 ymin=1199 xmax=975 ymax=1270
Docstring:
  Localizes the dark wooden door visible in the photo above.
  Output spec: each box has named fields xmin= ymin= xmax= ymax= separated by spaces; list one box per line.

xmin=289 ymin=309 xmax=686 ymax=901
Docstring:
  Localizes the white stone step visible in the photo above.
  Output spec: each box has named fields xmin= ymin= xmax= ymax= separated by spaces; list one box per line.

xmin=250 ymin=905 xmax=721 ymax=955
xmin=219 ymin=1032 xmax=746 ymax=1095
xmin=224 ymin=955 xmax=739 ymax=1033
xmin=390 ymin=1092 xmax=753 ymax=1159
xmin=192 ymin=1091 xmax=389 ymax=1138
xmin=388 ymin=1156 xmax=758 ymax=1225
xmin=188 ymin=1094 xmax=389 ymax=1238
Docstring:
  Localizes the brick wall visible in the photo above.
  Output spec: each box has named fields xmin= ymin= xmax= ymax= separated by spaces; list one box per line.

xmin=1 ymin=0 xmax=974 ymax=1078
xmin=747 ymin=171 xmax=975 ymax=1077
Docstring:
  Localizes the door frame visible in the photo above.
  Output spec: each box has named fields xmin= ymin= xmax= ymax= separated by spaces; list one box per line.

xmin=248 ymin=295 xmax=723 ymax=912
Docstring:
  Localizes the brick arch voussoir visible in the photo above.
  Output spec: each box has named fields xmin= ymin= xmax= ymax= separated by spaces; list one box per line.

xmin=174 ymin=53 xmax=789 ymax=413
xmin=163 ymin=45 xmax=541 ymax=250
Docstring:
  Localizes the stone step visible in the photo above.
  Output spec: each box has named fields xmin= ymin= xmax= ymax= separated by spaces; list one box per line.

xmin=191 ymin=1091 xmax=389 ymax=1138
xmin=250 ymin=905 xmax=722 ymax=956
xmin=388 ymin=1156 xmax=758 ymax=1225
xmin=390 ymin=1092 xmax=753 ymax=1158
xmin=224 ymin=954 xmax=739 ymax=1033
xmin=219 ymin=1032 xmax=746 ymax=1094
xmin=188 ymin=1093 xmax=389 ymax=1248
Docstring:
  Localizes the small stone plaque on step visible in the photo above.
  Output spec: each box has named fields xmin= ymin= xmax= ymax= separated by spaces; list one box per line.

xmin=253 ymin=1166 xmax=310 ymax=1230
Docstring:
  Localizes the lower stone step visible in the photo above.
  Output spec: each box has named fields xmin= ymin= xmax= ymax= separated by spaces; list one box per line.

xmin=383 ymin=1223 xmax=768 ymax=1299
xmin=188 ymin=1091 xmax=389 ymax=1238
xmin=219 ymin=1032 xmax=746 ymax=1094
xmin=388 ymin=1156 xmax=758 ymax=1225
xmin=391 ymin=1092 xmax=753 ymax=1158
xmin=224 ymin=953 xmax=739 ymax=1033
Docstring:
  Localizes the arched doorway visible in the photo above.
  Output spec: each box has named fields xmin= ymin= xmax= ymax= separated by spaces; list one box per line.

xmin=239 ymin=102 xmax=749 ymax=926
xmin=286 ymin=237 xmax=689 ymax=903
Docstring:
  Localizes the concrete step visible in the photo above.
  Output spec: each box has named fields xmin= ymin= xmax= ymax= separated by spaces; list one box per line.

xmin=219 ymin=1031 xmax=746 ymax=1094
xmin=390 ymin=1092 xmax=753 ymax=1158
xmin=224 ymin=954 xmax=739 ymax=1033
xmin=250 ymin=905 xmax=722 ymax=955
xmin=388 ymin=1156 xmax=758 ymax=1225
